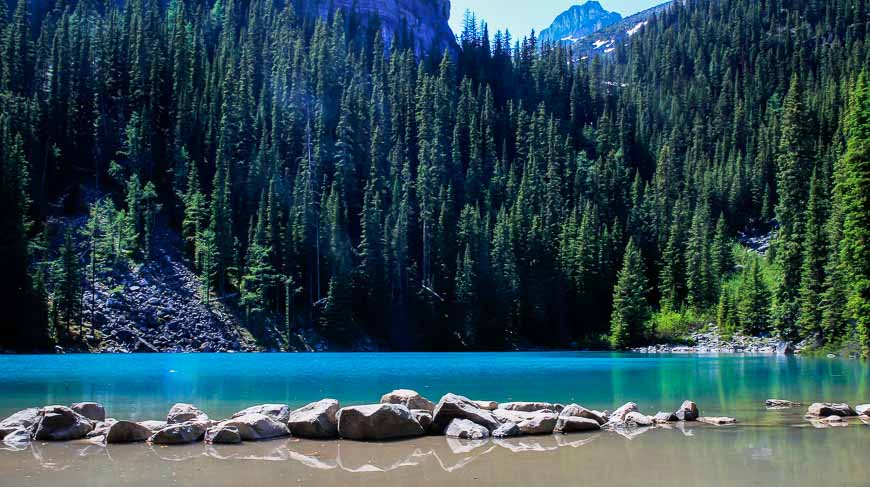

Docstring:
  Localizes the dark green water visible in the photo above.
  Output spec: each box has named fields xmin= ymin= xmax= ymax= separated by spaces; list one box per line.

xmin=0 ymin=352 xmax=866 ymax=421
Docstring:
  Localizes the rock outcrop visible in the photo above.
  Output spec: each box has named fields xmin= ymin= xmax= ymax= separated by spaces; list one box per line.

xmin=539 ymin=1 xmax=622 ymax=45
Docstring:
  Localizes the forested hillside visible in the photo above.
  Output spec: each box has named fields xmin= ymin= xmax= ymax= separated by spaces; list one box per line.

xmin=0 ymin=0 xmax=868 ymax=353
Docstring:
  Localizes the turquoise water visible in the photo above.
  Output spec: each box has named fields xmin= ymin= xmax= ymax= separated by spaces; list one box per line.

xmin=0 ymin=352 xmax=867 ymax=421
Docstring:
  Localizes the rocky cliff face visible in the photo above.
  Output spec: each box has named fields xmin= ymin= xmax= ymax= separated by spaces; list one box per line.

xmin=311 ymin=0 xmax=457 ymax=56
xmin=539 ymin=1 xmax=622 ymax=45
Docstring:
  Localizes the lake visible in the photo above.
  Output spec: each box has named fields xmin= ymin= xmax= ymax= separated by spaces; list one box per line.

xmin=0 ymin=352 xmax=868 ymax=486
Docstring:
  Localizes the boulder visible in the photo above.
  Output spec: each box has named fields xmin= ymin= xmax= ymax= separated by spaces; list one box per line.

xmin=217 ymin=413 xmax=289 ymax=441
xmin=286 ymin=399 xmax=339 ymax=439
xmin=855 ymin=404 xmax=870 ymax=416
xmin=33 ymin=405 xmax=95 ymax=441
xmin=232 ymin=404 xmax=290 ymax=424
xmin=559 ymin=404 xmax=606 ymax=425
xmin=806 ymin=403 xmax=856 ymax=417
xmin=0 ymin=408 xmax=41 ymax=439
xmin=765 ymin=399 xmax=801 ymax=409
xmin=491 ymin=422 xmax=520 ymax=438
xmin=166 ymin=403 xmax=208 ymax=424
xmin=106 ymin=420 xmax=153 ymax=443
xmin=70 ymin=402 xmax=106 ymax=422
xmin=379 ymin=389 xmax=436 ymax=413
xmin=674 ymin=400 xmax=699 ymax=421
xmin=473 ymin=400 xmax=498 ymax=411
xmin=653 ymin=412 xmax=677 ymax=423
xmin=609 ymin=402 xmax=639 ymax=422
xmin=498 ymin=402 xmax=558 ymax=413
xmin=445 ymin=418 xmax=490 ymax=439
xmin=432 ymin=393 xmax=501 ymax=431
xmin=553 ymin=416 xmax=600 ymax=434
xmin=2 ymin=428 xmax=32 ymax=448
xmin=336 ymin=404 xmax=424 ymax=441
xmin=139 ymin=420 xmax=168 ymax=432
xmin=624 ymin=411 xmax=653 ymax=427
xmin=516 ymin=412 xmax=558 ymax=435
xmin=205 ymin=425 xmax=242 ymax=444
xmin=148 ymin=421 xmax=208 ymax=444
xmin=697 ymin=416 xmax=737 ymax=425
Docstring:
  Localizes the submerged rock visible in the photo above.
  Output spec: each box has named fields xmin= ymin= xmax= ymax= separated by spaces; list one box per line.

xmin=205 ymin=425 xmax=242 ymax=444
xmin=379 ymin=390 xmax=436 ymax=413
xmin=149 ymin=421 xmax=208 ymax=444
xmin=33 ymin=406 xmax=95 ymax=441
xmin=765 ymin=399 xmax=801 ymax=409
xmin=674 ymin=400 xmax=699 ymax=421
xmin=445 ymin=418 xmax=490 ymax=439
xmin=218 ymin=413 xmax=289 ymax=441
xmin=806 ymin=403 xmax=856 ymax=417
xmin=106 ymin=420 xmax=153 ymax=443
xmin=70 ymin=402 xmax=106 ymax=422
xmin=697 ymin=416 xmax=737 ymax=425
xmin=166 ymin=403 xmax=209 ymax=424
xmin=336 ymin=404 xmax=424 ymax=441
xmin=0 ymin=408 xmax=41 ymax=439
xmin=232 ymin=404 xmax=290 ymax=424
xmin=432 ymin=393 xmax=501 ymax=431
xmin=286 ymin=399 xmax=339 ymax=439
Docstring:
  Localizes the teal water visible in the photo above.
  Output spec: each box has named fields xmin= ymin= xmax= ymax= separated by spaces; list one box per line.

xmin=0 ymin=352 xmax=867 ymax=421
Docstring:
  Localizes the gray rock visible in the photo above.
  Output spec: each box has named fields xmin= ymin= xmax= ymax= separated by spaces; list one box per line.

xmin=559 ymin=404 xmax=606 ymax=425
xmin=70 ymin=402 xmax=106 ymax=422
xmin=553 ymin=416 xmax=601 ymax=434
xmin=609 ymin=402 xmax=639 ymax=422
xmin=806 ymin=402 xmax=856 ymax=417
xmin=491 ymin=422 xmax=520 ymax=438
xmin=765 ymin=399 xmax=801 ymax=409
xmin=336 ymin=404 xmax=424 ymax=441
xmin=286 ymin=399 xmax=339 ymax=439
xmin=624 ymin=411 xmax=653 ymax=426
xmin=166 ymin=403 xmax=208 ymax=424
xmin=516 ymin=412 xmax=558 ymax=435
xmin=445 ymin=418 xmax=490 ymax=439
xmin=473 ymin=400 xmax=499 ymax=411
xmin=138 ymin=420 xmax=168 ymax=432
xmin=232 ymin=404 xmax=291 ymax=424
xmin=697 ymin=416 xmax=737 ymax=425
xmin=205 ymin=425 xmax=242 ymax=444
xmin=379 ymin=389 xmax=436 ymax=413
xmin=674 ymin=400 xmax=699 ymax=421
xmin=106 ymin=420 xmax=153 ymax=443
xmin=498 ymin=402 xmax=558 ymax=413
xmin=855 ymin=404 xmax=870 ymax=416
xmin=653 ymin=411 xmax=677 ymax=423
xmin=0 ymin=408 xmax=41 ymax=439
xmin=432 ymin=393 xmax=501 ymax=431
xmin=2 ymin=428 xmax=32 ymax=448
xmin=217 ymin=413 xmax=289 ymax=441
xmin=33 ymin=406 xmax=95 ymax=441
xmin=148 ymin=421 xmax=208 ymax=444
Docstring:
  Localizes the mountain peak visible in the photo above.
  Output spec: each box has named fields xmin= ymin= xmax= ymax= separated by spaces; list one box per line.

xmin=539 ymin=1 xmax=622 ymax=44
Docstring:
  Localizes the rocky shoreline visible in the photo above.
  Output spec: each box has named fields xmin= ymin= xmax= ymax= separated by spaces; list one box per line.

xmin=2 ymin=390 xmax=867 ymax=450
xmin=631 ymin=325 xmax=800 ymax=354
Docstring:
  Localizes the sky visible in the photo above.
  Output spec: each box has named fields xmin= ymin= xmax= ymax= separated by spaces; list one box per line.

xmin=448 ymin=0 xmax=665 ymax=40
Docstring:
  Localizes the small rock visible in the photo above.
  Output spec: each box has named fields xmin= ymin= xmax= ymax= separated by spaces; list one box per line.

xmin=560 ymin=404 xmax=606 ymax=425
xmin=379 ymin=389 xmax=436 ymax=413
xmin=217 ymin=413 xmax=289 ymax=441
xmin=33 ymin=405 xmax=95 ymax=441
xmin=106 ymin=420 xmax=153 ymax=443
xmin=286 ymin=399 xmax=339 ymax=439
xmin=473 ymin=400 xmax=499 ymax=410
xmin=232 ymin=404 xmax=291 ymax=424
xmin=806 ymin=403 xmax=856 ymax=417
xmin=674 ymin=400 xmax=699 ymax=421
xmin=609 ymin=402 xmax=639 ymax=422
xmin=624 ymin=411 xmax=653 ymax=426
xmin=148 ymin=421 xmax=208 ymax=444
xmin=205 ymin=425 xmax=242 ymax=444
xmin=491 ymin=422 xmax=520 ymax=438
xmin=336 ymin=404 xmax=424 ymax=441
xmin=516 ymin=412 xmax=558 ymax=435
xmin=553 ymin=416 xmax=600 ymax=434
xmin=445 ymin=418 xmax=490 ymax=439
xmin=765 ymin=399 xmax=801 ymax=409
xmin=70 ymin=402 xmax=106 ymax=422
xmin=432 ymin=393 xmax=501 ymax=431
xmin=166 ymin=403 xmax=209 ymax=424
xmin=653 ymin=411 xmax=677 ymax=423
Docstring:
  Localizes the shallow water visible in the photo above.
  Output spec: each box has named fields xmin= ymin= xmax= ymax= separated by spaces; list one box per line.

xmin=1 ymin=420 xmax=869 ymax=486
xmin=0 ymin=352 xmax=867 ymax=422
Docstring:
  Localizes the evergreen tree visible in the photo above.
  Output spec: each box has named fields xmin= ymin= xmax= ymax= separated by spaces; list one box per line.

xmin=609 ymin=238 xmax=649 ymax=349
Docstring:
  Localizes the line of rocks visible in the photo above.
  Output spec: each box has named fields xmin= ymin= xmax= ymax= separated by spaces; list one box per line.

xmin=0 ymin=391 xmax=739 ymax=449
xmin=765 ymin=398 xmax=870 ymax=427
xmin=632 ymin=325 xmax=797 ymax=354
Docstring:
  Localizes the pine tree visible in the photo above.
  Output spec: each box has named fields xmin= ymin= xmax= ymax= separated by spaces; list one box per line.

xmin=797 ymin=167 xmax=828 ymax=340
xmin=737 ymin=258 xmax=771 ymax=335
xmin=609 ymin=238 xmax=649 ymax=349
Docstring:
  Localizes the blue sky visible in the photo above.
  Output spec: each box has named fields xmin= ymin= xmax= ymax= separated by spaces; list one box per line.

xmin=448 ymin=0 xmax=665 ymax=39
